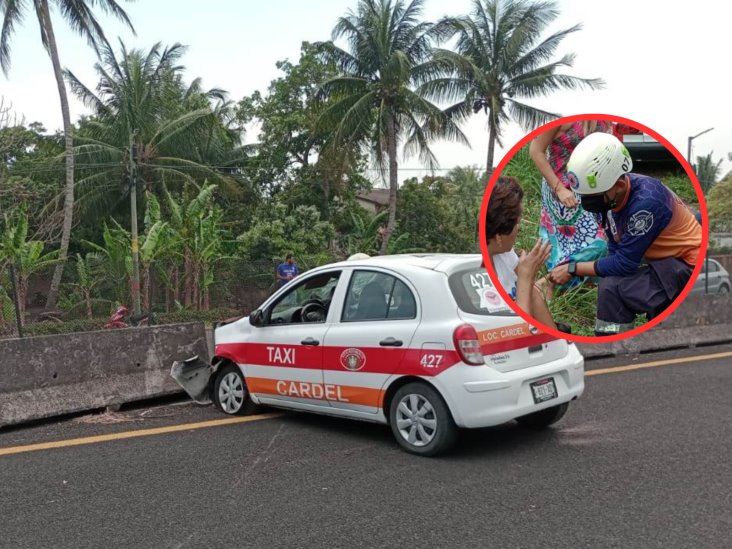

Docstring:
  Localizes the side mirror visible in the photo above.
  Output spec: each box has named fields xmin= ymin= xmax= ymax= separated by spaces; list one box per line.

xmin=249 ymin=309 xmax=264 ymax=327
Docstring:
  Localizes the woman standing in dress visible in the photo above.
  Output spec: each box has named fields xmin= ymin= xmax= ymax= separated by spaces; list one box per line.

xmin=529 ymin=120 xmax=613 ymax=294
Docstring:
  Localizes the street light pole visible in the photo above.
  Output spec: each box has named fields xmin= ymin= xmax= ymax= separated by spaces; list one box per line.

xmin=687 ymin=127 xmax=713 ymax=167
xmin=687 ymin=127 xmax=713 ymax=295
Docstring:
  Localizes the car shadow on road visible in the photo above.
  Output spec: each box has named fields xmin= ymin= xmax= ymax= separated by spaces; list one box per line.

xmin=272 ymin=410 xmax=564 ymax=460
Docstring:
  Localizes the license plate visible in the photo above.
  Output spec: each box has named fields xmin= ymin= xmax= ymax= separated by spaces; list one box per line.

xmin=530 ymin=378 xmax=557 ymax=404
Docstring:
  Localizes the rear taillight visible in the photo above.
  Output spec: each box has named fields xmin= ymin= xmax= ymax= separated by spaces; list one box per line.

xmin=453 ymin=324 xmax=484 ymax=366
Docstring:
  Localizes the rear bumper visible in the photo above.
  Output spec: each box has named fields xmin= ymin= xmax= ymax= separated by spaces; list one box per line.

xmin=432 ymin=344 xmax=585 ymax=429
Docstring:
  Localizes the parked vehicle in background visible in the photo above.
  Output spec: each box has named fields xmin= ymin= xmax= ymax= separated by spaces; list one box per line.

xmin=690 ymin=258 xmax=731 ymax=295
xmin=621 ymin=130 xmax=678 ymax=168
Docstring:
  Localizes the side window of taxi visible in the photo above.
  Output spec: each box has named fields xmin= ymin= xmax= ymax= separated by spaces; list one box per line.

xmin=342 ymin=271 xmax=416 ymax=322
xmin=266 ymin=272 xmax=341 ymax=325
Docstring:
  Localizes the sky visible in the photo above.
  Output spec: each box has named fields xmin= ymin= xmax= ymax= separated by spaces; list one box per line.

xmin=1 ymin=0 xmax=730 ymax=183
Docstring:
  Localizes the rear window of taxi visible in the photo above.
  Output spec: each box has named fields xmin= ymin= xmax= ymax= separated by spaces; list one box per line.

xmin=448 ymin=268 xmax=518 ymax=317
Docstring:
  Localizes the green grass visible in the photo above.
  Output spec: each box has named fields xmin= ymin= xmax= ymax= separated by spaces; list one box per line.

xmin=499 ymin=146 xmax=691 ymax=336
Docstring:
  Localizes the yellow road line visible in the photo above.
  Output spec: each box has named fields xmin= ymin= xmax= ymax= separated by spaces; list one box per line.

xmin=2 ymin=350 xmax=731 ymax=457
xmin=586 ymin=350 xmax=732 ymax=376
xmin=0 ymin=413 xmax=281 ymax=457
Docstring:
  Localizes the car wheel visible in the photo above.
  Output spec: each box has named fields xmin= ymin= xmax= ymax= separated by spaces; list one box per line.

xmin=718 ymin=285 xmax=730 ymax=294
xmin=389 ymin=382 xmax=458 ymax=457
xmin=212 ymin=363 xmax=259 ymax=416
xmin=515 ymin=402 xmax=569 ymax=430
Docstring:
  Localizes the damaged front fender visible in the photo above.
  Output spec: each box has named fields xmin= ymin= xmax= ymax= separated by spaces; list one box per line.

xmin=170 ymin=355 xmax=222 ymax=404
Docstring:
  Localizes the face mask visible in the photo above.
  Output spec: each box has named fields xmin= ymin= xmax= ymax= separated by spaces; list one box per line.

xmin=581 ymin=193 xmax=610 ymax=214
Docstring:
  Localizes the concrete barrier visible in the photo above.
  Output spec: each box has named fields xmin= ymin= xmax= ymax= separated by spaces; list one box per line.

xmin=0 ymin=322 xmax=209 ymax=428
xmin=2 ymin=295 xmax=729 ymax=427
xmin=577 ymin=294 xmax=732 ymax=359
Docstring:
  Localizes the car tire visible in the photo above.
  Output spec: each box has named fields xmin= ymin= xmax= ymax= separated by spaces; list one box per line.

xmin=389 ymin=382 xmax=458 ymax=457
xmin=212 ymin=363 xmax=259 ymax=416
xmin=718 ymin=284 xmax=730 ymax=294
xmin=515 ymin=402 xmax=569 ymax=430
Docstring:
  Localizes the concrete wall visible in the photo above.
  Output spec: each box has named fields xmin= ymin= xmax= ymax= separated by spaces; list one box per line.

xmin=0 ymin=322 xmax=209 ymax=428
xmin=577 ymin=294 xmax=732 ymax=359
xmin=2 ymin=295 xmax=730 ymax=427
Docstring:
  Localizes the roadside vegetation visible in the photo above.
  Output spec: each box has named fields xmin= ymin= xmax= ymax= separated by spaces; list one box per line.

xmin=0 ymin=0 xmax=723 ymax=336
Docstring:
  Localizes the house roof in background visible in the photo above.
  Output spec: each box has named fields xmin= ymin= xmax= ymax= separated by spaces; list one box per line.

xmin=357 ymin=188 xmax=390 ymax=207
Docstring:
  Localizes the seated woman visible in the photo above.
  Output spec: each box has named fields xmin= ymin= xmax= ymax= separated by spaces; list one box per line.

xmin=485 ymin=175 xmax=557 ymax=330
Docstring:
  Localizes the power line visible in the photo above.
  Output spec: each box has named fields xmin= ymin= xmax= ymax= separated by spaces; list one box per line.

xmin=6 ymin=162 xmax=482 ymax=175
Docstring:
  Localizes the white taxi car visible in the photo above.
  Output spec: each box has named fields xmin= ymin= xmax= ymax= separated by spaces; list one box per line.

xmin=171 ymin=254 xmax=585 ymax=456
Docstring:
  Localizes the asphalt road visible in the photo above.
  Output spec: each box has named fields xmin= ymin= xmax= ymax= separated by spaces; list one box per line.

xmin=1 ymin=344 xmax=731 ymax=548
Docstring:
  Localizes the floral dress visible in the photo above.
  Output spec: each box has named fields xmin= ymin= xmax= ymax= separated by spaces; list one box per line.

xmin=539 ymin=121 xmax=612 ymax=288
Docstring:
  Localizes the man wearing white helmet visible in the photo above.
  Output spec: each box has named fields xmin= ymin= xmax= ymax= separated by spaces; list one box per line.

xmin=548 ymin=132 xmax=702 ymax=336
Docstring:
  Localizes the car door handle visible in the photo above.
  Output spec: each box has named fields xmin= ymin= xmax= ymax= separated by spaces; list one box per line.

xmin=379 ymin=337 xmax=403 ymax=347
xmin=301 ymin=337 xmax=320 ymax=346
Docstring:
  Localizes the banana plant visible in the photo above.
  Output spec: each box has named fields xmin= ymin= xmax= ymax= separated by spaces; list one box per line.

xmin=0 ymin=206 xmax=59 ymax=324
xmin=82 ymin=221 xmax=133 ymax=306
xmin=192 ymin=205 xmax=232 ymax=310
xmin=164 ymin=181 xmax=218 ymax=308
xmin=345 ymin=210 xmax=389 ymax=256
xmin=140 ymin=191 xmax=170 ymax=311
xmin=72 ymin=252 xmax=105 ymax=318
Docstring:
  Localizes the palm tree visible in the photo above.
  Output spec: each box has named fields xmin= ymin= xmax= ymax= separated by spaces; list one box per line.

xmin=315 ymin=0 xmax=468 ymax=254
xmin=0 ymin=0 xmax=135 ymax=312
xmin=445 ymin=165 xmax=484 ymax=247
xmin=426 ymin=0 xmax=604 ymax=177
xmin=65 ymin=40 xmax=238 ymax=207
xmin=694 ymin=152 xmax=723 ymax=194
xmin=65 ymin=40 xmax=241 ymax=315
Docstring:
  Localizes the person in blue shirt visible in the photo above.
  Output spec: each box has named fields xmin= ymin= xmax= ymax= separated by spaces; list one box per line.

xmin=276 ymin=254 xmax=299 ymax=288
xmin=549 ymin=133 xmax=702 ymax=336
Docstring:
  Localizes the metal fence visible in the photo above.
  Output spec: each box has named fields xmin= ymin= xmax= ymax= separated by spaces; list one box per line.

xmin=0 ymin=255 xmax=328 ymax=340
xmin=6 ymin=252 xmax=725 ymax=340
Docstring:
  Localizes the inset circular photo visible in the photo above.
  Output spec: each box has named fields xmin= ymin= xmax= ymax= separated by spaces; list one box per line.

xmin=479 ymin=114 xmax=708 ymax=343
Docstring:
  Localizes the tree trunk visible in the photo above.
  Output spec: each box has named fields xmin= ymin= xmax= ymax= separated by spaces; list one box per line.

xmin=18 ymin=276 xmax=28 ymax=327
xmin=184 ymin=250 xmax=193 ymax=306
xmin=192 ymin=264 xmax=200 ymax=311
xmin=128 ymin=276 xmax=134 ymax=308
xmin=202 ymin=263 xmax=211 ymax=311
xmin=129 ymin=138 xmax=142 ymax=317
xmin=40 ymin=0 xmax=75 ymax=312
xmin=172 ymin=264 xmax=179 ymax=309
xmin=84 ymin=289 xmax=92 ymax=319
xmin=379 ymin=114 xmax=399 ymax=256
xmin=486 ymin=108 xmax=497 ymax=182
xmin=165 ymin=274 xmax=171 ymax=312
xmin=142 ymin=264 xmax=150 ymax=311
xmin=322 ymin=174 xmax=331 ymax=221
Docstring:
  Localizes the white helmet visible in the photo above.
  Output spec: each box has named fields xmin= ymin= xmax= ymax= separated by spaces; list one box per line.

xmin=566 ymin=132 xmax=633 ymax=194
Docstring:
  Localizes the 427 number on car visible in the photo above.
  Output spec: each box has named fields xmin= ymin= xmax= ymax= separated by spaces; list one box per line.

xmin=420 ymin=354 xmax=444 ymax=368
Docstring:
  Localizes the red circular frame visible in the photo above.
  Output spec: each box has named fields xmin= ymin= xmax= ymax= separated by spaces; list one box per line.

xmin=478 ymin=113 xmax=709 ymax=344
